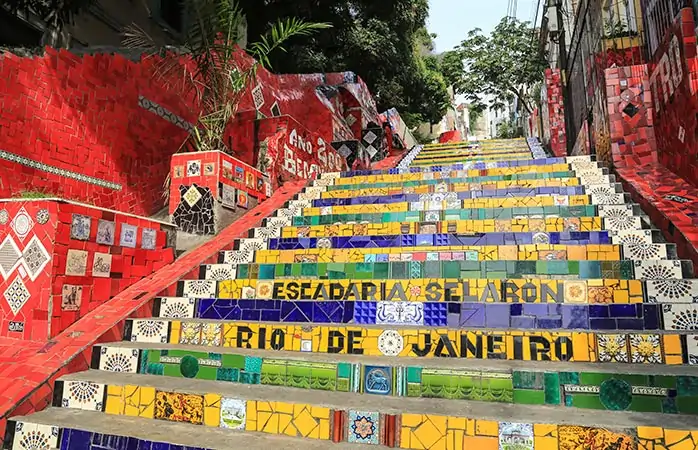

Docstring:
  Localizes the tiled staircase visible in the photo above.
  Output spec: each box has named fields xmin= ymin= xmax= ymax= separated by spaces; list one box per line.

xmin=7 ymin=138 xmax=698 ymax=450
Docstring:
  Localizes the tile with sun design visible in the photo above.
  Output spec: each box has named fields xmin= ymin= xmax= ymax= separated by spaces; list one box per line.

xmin=12 ymin=422 xmax=59 ymax=449
xmin=97 ymin=346 xmax=140 ymax=373
xmin=204 ymin=264 xmax=237 ymax=281
xmin=61 ymin=380 xmax=105 ymax=411
xmin=662 ymin=303 xmax=698 ymax=332
xmin=645 ymin=279 xmax=698 ymax=303
xmin=157 ymin=297 xmax=196 ymax=319
xmin=128 ymin=319 xmax=169 ymax=343
xmin=597 ymin=334 xmax=629 ymax=363
xmin=182 ymin=279 xmax=217 ymax=298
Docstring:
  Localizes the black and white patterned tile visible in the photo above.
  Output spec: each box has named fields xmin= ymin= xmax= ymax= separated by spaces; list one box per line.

xmin=181 ymin=279 xmax=217 ymax=298
xmin=661 ymin=303 xmax=698 ymax=331
xmin=645 ymin=278 xmax=698 ymax=303
xmin=622 ymin=243 xmax=668 ymax=260
xmin=61 ymin=380 xmax=105 ymax=411
xmin=156 ymin=297 xmax=196 ymax=319
xmin=125 ymin=319 xmax=169 ymax=343
xmin=0 ymin=235 xmax=22 ymax=280
xmin=634 ymin=260 xmax=683 ymax=280
xmin=203 ymin=264 xmax=237 ymax=281
xmin=611 ymin=229 xmax=654 ymax=246
xmin=97 ymin=346 xmax=140 ymax=373
xmin=11 ymin=422 xmax=59 ymax=449
xmin=21 ymin=235 xmax=51 ymax=281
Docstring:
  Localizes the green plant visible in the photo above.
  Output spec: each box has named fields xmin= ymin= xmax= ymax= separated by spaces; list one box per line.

xmin=123 ymin=0 xmax=330 ymax=202
xmin=15 ymin=189 xmax=53 ymax=199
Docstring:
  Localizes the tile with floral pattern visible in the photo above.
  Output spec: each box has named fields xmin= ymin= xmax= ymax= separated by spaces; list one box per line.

xmin=597 ymin=334 xmax=629 ymax=363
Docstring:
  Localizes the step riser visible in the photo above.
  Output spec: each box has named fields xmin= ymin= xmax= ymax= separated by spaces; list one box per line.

xmin=91 ymin=345 xmax=698 ymax=415
xmin=123 ymin=319 xmax=692 ymax=365
xmin=154 ymin=297 xmax=673 ymax=332
xmin=200 ymin=260 xmax=693 ymax=281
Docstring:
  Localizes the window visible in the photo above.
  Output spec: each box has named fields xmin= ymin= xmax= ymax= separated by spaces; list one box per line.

xmin=159 ymin=0 xmax=183 ymax=33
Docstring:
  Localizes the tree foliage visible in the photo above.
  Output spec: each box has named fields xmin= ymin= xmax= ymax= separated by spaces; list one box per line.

xmin=2 ymin=0 xmax=98 ymax=46
xmin=445 ymin=18 xmax=546 ymax=114
xmin=236 ymin=0 xmax=450 ymax=126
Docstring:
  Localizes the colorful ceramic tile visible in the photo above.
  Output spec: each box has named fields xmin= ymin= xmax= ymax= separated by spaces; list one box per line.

xmin=173 ymin=165 xmax=184 ymax=178
xmin=158 ymin=297 xmax=196 ymax=319
xmin=142 ymin=228 xmax=157 ymax=250
xmin=96 ymin=219 xmax=116 ymax=246
xmin=187 ymin=160 xmax=201 ymax=176
xmin=62 ymin=380 xmax=105 ymax=411
xmin=347 ymin=410 xmax=380 ymax=445
xmin=0 ymin=235 xmax=23 ymax=280
xmin=182 ymin=280 xmax=216 ymax=298
xmin=119 ymin=223 xmax=138 ymax=248
xmin=237 ymin=189 xmax=249 ymax=209
xmin=629 ymin=334 xmax=662 ymax=364
xmin=98 ymin=346 xmax=140 ymax=373
xmin=21 ymin=235 xmax=50 ymax=281
xmin=12 ymin=208 xmax=35 ymax=242
xmin=92 ymin=252 xmax=112 ymax=277
xmin=364 ymin=366 xmax=392 ymax=395
xmin=645 ymin=278 xmax=698 ymax=303
xmin=662 ymin=303 xmax=698 ymax=331
xmin=65 ymin=249 xmax=88 ymax=276
xmin=130 ymin=319 xmax=168 ymax=343
xmin=204 ymin=264 xmax=236 ymax=281
xmin=203 ymin=162 xmax=215 ymax=176
xmin=221 ymin=184 xmax=236 ymax=209
xmin=12 ymin=422 xmax=59 ymax=449
xmin=70 ymin=214 xmax=92 ymax=240
xmin=377 ymin=330 xmax=404 ymax=356
xmin=499 ymin=422 xmax=534 ymax=450
xmin=61 ymin=284 xmax=83 ymax=311
xmin=375 ymin=301 xmax=424 ymax=326
xmin=154 ymin=391 xmax=204 ymax=424
xmin=563 ymin=281 xmax=587 ymax=304
xmin=220 ymin=398 xmax=246 ymax=429
xmin=597 ymin=334 xmax=629 ymax=363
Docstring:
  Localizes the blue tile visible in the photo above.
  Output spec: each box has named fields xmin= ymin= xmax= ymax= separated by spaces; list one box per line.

xmin=522 ymin=304 xmax=548 ymax=316
xmin=589 ymin=318 xmax=618 ymax=330
xmin=589 ymin=305 xmax=609 ymax=318
xmin=511 ymin=316 xmax=536 ymax=328
xmin=510 ymin=304 xmax=523 ymax=316
xmin=537 ymin=317 xmax=563 ymax=328
xmin=609 ymin=304 xmax=638 ymax=318
xmin=562 ymin=305 xmax=589 ymax=329
xmin=643 ymin=304 xmax=660 ymax=329
xmin=617 ymin=318 xmax=645 ymax=330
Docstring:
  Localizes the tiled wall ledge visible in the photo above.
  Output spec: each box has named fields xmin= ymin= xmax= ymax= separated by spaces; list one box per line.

xmin=0 ymin=180 xmax=308 ymax=446
xmin=0 ymin=198 xmax=176 ymax=340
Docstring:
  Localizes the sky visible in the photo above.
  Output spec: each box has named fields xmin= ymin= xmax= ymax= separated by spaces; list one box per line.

xmin=427 ymin=0 xmax=538 ymax=53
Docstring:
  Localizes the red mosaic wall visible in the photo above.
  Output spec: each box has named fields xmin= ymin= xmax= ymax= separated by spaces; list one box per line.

xmin=605 ymin=65 xmax=658 ymax=167
xmin=0 ymin=48 xmax=200 ymax=216
xmin=438 ymin=130 xmax=462 ymax=143
xmin=0 ymin=200 xmax=174 ymax=341
xmin=249 ymin=116 xmax=347 ymax=189
xmin=649 ymin=9 xmax=698 ymax=185
xmin=543 ymin=68 xmax=567 ymax=157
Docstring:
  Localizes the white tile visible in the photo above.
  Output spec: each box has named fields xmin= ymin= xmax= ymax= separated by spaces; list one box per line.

xmin=98 ymin=346 xmax=140 ymax=373
xmin=662 ymin=303 xmax=698 ymax=331
xmin=129 ymin=319 xmax=169 ymax=343
xmin=61 ymin=380 xmax=105 ymax=411
xmin=204 ymin=264 xmax=237 ymax=281
xmin=611 ymin=229 xmax=653 ymax=245
xmin=634 ymin=260 xmax=683 ymax=280
xmin=158 ymin=297 xmax=196 ymax=319
xmin=645 ymin=279 xmax=698 ymax=303
xmin=182 ymin=279 xmax=217 ymax=298
xmin=12 ymin=422 xmax=59 ymax=449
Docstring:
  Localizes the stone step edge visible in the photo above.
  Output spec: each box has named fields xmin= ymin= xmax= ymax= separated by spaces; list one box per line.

xmin=5 ymin=408 xmax=375 ymax=450
xmin=93 ymin=341 xmax=698 ymax=376
xmin=52 ymin=370 xmax=698 ymax=430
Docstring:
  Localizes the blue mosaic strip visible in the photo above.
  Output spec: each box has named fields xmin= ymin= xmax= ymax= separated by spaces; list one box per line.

xmin=60 ymin=427 xmax=209 ymax=449
xmin=312 ymin=186 xmax=589 ymax=207
xmin=528 ymin=137 xmax=548 ymax=159
xmin=268 ymin=231 xmax=611 ymax=250
xmin=0 ymin=149 xmax=122 ymax=190
xmin=192 ymin=298 xmax=663 ymax=331
xmin=333 ymin=156 xmax=583 ymax=177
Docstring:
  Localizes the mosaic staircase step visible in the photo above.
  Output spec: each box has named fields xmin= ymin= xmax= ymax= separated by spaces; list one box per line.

xmin=260 ymin=231 xmax=658 ymax=250
xmin=44 ymin=369 xmax=698 ymax=445
xmin=261 ymin=218 xmax=623 ymax=239
xmin=249 ymin=244 xmax=677 ymax=263
xmin=318 ymin=164 xmax=607 ymax=187
xmin=7 ymin=408 xmax=369 ymax=450
xmin=321 ymin=171 xmax=615 ymax=191
xmin=320 ymin=155 xmax=597 ymax=178
xmin=154 ymin=295 xmax=676 ymax=331
xmin=296 ymin=195 xmax=624 ymax=216
xmin=93 ymin=341 xmax=698 ymax=415
xmin=121 ymin=318 xmax=693 ymax=365
xmin=198 ymin=259 xmax=693 ymax=281
xmin=306 ymin=185 xmax=626 ymax=207
xmin=285 ymin=205 xmax=641 ymax=226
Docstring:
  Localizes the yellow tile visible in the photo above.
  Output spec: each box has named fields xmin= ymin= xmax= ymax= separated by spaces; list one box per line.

xmin=123 ymin=385 xmax=140 ymax=417
xmin=105 ymin=385 xmax=124 ymax=416
xmin=462 ymin=436 xmax=498 ymax=449
xmin=637 ymin=427 xmax=665 ymax=440
xmin=319 ymin=418 xmax=331 ymax=440
xmin=294 ymin=406 xmax=319 ymax=437
xmin=257 ymin=411 xmax=273 ymax=432
xmin=447 ymin=429 xmax=464 ymax=450
xmin=139 ymin=386 xmax=156 ymax=418
xmin=203 ymin=393 xmax=221 ymax=427
xmin=169 ymin=321 xmax=181 ymax=344
xmin=312 ymin=406 xmax=330 ymax=419
xmin=278 ymin=412 xmax=293 ymax=435
xmin=275 ymin=401 xmax=294 ymax=414
xmin=664 ymin=429 xmax=691 ymax=446
xmin=534 ymin=436 xmax=559 ymax=450
xmin=475 ymin=420 xmax=498 ymax=437
xmin=534 ymin=424 xmax=558 ymax=437
xmin=401 ymin=426 xmax=413 ymax=448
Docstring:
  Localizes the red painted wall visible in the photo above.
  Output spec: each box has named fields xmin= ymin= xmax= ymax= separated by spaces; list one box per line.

xmin=649 ymin=9 xmax=698 ymax=185
xmin=0 ymin=48 xmax=200 ymax=216
xmin=0 ymin=199 xmax=174 ymax=340
xmin=543 ymin=68 xmax=567 ymax=157
xmin=438 ymin=130 xmax=462 ymax=143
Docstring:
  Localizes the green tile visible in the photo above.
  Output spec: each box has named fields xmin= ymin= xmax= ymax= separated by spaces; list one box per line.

xmin=301 ymin=263 xmax=317 ymax=277
xmin=337 ymin=362 xmax=351 ymax=378
xmin=628 ymin=396 xmax=663 ymax=413
xmin=677 ymin=377 xmax=698 ymax=396
xmin=443 ymin=261 xmax=461 ymax=278
xmin=570 ymin=394 xmax=606 ymax=410
xmin=512 ymin=371 xmax=543 ymax=390
xmin=513 ymin=389 xmax=545 ymax=405
xmin=677 ymin=396 xmax=698 ymax=414
xmin=544 ymin=373 xmax=561 ymax=405
xmin=221 ymin=353 xmax=246 ymax=369
xmin=406 ymin=367 xmax=422 ymax=383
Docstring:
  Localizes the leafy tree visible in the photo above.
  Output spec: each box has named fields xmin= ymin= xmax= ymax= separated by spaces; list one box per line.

xmin=236 ymin=0 xmax=450 ymax=126
xmin=445 ymin=18 xmax=546 ymax=114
